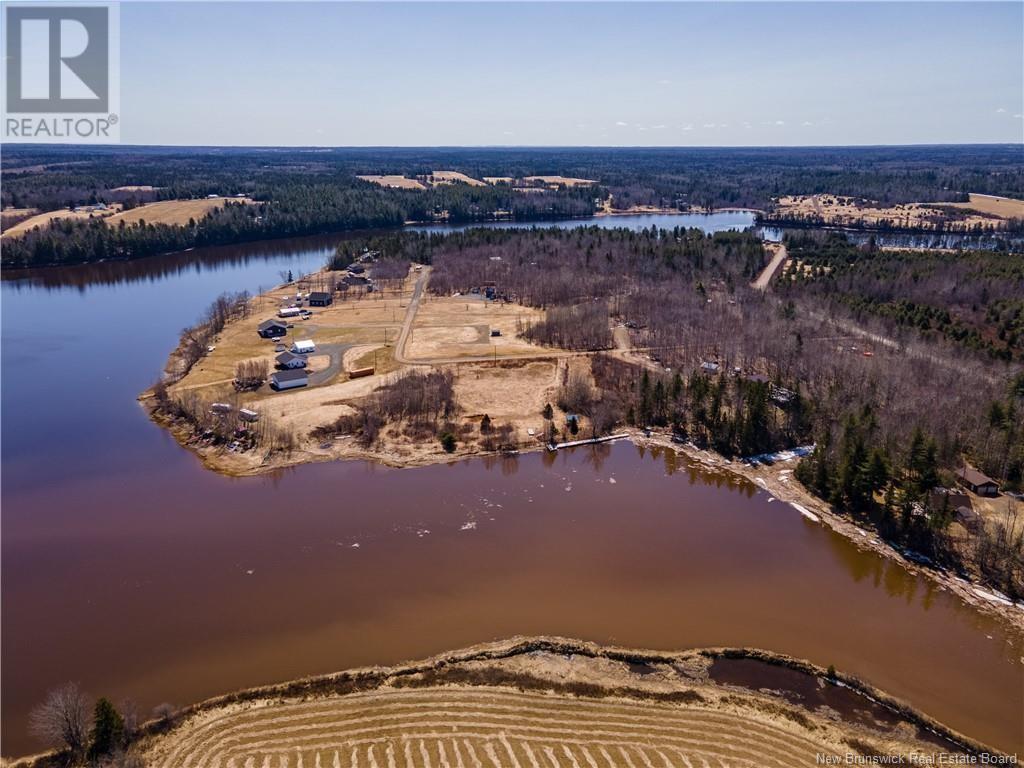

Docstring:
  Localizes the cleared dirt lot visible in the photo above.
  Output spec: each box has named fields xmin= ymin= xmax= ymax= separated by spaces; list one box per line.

xmin=406 ymin=295 xmax=547 ymax=361
xmin=140 ymin=638 xmax=965 ymax=768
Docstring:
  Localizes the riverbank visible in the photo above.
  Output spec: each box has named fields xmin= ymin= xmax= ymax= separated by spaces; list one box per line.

xmin=633 ymin=431 xmax=1024 ymax=633
xmin=10 ymin=637 xmax=1001 ymax=766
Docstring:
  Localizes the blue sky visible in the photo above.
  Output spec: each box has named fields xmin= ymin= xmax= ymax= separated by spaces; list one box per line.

xmin=120 ymin=2 xmax=1024 ymax=146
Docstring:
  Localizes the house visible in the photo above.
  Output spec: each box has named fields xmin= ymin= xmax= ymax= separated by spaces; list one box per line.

xmin=700 ymin=361 xmax=720 ymax=374
xmin=343 ymin=275 xmax=369 ymax=287
xmin=278 ymin=306 xmax=302 ymax=318
xmin=308 ymin=291 xmax=333 ymax=307
xmin=955 ymin=505 xmax=982 ymax=532
xmin=291 ymin=339 xmax=316 ymax=355
xmin=270 ymin=369 xmax=308 ymax=391
xmin=490 ymin=329 xmax=502 ymax=337
xmin=275 ymin=351 xmax=307 ymax=369
xmin=956 ymin=467 xmax=999 ymax=496
xmin=258 ymin=319 xmax=288 ymax=338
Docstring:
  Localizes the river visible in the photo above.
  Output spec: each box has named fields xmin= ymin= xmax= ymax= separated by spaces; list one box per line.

xmin=2 ymin=214 xmax=1021 ymax=757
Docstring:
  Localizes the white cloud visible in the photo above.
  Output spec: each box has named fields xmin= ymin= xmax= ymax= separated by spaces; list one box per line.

xmin=652 ymin=124 xmax=666 ymax=130
xmin=682 ymin=123 xmax=694 ymax=131
xmin=703 ymin=122 xmax=716 ymax=129
xmin=996 ymin=107 xmax=1007 ymax=113
xmin=658 ymin=79 xmax=671 ymax=86
xmin=615 ymin=121 xmax=628 ymax=127
xmin=801 ymin=121 xmax=813 ymax=127
xmin=775 ymin=120 xmax=785 ymax=126
xmin=503 ymin=130 xmax=514 ymax=136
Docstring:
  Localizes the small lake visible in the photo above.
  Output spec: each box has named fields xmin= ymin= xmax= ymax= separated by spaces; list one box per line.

xmin=2 ymin=213 xmax=1022 ymax=757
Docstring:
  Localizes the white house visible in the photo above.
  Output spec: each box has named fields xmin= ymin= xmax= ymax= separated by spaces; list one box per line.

xmin=291 ymin=339 xmax=316 ymax=354
xmin=278 ymin=306 xmax=302 ymax=318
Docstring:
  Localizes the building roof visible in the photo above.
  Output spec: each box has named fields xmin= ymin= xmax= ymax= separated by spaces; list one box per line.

xmin=958 ymin=467 xmax=996 ymax=487
xmin=309 ymin=292 xmax=331 ymax=301
xmin=276 ymin=351 xmax=305 ymax=366
xmin=259 ymin=319 xmax=287 ymax=331
xmin=271 ymin=369 xmax=308 ymax=383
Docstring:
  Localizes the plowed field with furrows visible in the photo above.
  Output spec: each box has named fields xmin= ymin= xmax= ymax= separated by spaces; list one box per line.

xmin=150 ymin=687 xmax=832 ymax=768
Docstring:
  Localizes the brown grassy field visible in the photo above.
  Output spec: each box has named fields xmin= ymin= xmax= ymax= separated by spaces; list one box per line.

xmin=428 ymin=170 xmax=486 ymax=187
xmin=106 ymin=197 xmax=253 ymax=226
xmin=771 ymin=194 xmax=1017 ymax=231
xmin=138 ymin=639 xmax=965 ymax=768
xmin=358 ymin=175 xmax=428 ymax=190
xmin=940 ymin=193 xmax=1024 ymax=219
xmin=523 ymin=175 xmax=597 ymax=188
xmin=1 ymin=205 xmax=121 ymax=238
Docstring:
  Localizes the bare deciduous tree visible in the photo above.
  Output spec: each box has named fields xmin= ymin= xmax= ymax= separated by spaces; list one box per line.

xmin=29 ymin=682 xmax=90 ymax=757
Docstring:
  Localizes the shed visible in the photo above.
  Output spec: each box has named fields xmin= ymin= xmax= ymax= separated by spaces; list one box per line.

xmin=210 ymin=402 xmax=233 ymax=415
xmin=258 ymin=319 xmax=287 ymax=338
xmin=291 ymin=339 xmax=316 ymax=355
xmin=955 ymin=505 xmax=982 ymax=532
xmin=278 ymin=306 xmax=302 ymax=318
xmin=308 ymin=291 xmax=333 ymax=307
xmin=239 ymin=408 xmax=260 ymax=422
xmin=956 ymin=467 xmax=999 ymax=496
xmin=270 ymin=369 xmax=308 ymax=391
xmin=700 ymin=361 xmax=720 ymax=374
xmin=275 ymin=351 xmax=307 ymax=369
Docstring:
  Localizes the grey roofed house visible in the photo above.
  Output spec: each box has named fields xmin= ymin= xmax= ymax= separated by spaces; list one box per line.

xmin=956 ymin=467 xmax=999 ymax=496
xmin=308 ymin=291 xmax=332 ymax=306
xmin=270 ymin=369 xmax=309 ymax=390
xmin=275 ymin=351 xmax=307 ymax=369
xmin=342 ymin=275 xmax=370 ymax=287
xmin=258 ymin=319 xmax=288 ymax=337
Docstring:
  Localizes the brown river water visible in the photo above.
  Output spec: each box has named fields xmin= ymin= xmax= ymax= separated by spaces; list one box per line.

xmin=2 ymin=225 xmax=1022 ymax=757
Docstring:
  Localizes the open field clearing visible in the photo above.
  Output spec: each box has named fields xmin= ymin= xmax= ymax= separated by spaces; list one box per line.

xmin=484 ymin=176 xmax=515 ymax=184
xmin=106 ymin=197 xmax=254 ymax=226
xmin=428 ymin=170 xmax=486 ymax=187
xmin=939 ymin=192 xmax=1024 ymax=219
xmin=2 ymin=197 xmax=252 ymax=237
xmin=770 ymin=194 xmax=1017 ymax=231
xmin=358 ymin=175 xmax=428 ymax=190
xmin=110 ymin=184 xmax=162 ymax=192
xmin=1 ymin=205 xmax=122 ymax=237
xmin=523 ymin=176 xmax=598 ymax=187
xmin=138 ymin=639 xmax=970 ymax=768
xmin=406 ymin=296 xmax=547 ymax=361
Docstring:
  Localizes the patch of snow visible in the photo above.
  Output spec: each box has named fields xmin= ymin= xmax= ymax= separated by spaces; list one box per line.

xmin=460 ymin=521 xmax=477 ymax=531
xmin=973 ymin=587 xmax=1013 ymax=607
xmin=791 ymin=502 xmax=820 ymax=523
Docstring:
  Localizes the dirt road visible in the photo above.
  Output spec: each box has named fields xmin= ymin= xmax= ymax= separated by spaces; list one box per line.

xmin=752 ymin=243 xmax=788 ymax=290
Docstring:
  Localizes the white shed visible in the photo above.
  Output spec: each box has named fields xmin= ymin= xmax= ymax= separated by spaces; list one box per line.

xmin=291 ymin=339 xmax=316 ymax=354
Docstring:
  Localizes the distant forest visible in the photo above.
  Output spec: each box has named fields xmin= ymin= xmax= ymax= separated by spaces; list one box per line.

xmin=3 ymin=144 xmax=1023 ymax=267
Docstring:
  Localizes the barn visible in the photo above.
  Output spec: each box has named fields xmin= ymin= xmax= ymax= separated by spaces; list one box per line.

xmin=291 ymin=339 xmax=316 ymax=354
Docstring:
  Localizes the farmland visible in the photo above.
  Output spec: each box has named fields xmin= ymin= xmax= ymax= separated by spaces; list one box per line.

xmin=0 ymin=197 xmax=251 ymax=239
xmin=138 ymin=639 xmax=969 ymax=768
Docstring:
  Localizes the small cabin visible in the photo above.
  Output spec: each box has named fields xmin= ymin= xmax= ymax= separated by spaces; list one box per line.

xmin=957 ymin=467 xmax=999 ymax=497
xmin=291 ymin=339 xmax=315 ymax=355
xmin=270 ymin=369 xmax=308 ymax=391
xmin=308 ymin=291 xmax=332 ymax=307
xmin=275 ymin=351 xmax=307 ymax=369
xmin=258 ymin=319 xmax=287 ymax=338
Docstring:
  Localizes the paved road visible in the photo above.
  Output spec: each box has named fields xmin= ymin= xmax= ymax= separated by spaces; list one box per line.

xmin=752 ymin=243 xmax=788 ymax=290
xmin=307 ymin=342 xmax=354 ymax=386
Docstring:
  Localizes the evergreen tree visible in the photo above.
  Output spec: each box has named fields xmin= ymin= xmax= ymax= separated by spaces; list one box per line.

xmin=88 ymin=698 xmax=125 ymax=760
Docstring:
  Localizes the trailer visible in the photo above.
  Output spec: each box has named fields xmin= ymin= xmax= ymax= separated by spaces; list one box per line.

xmin=349 ymin=367 xmax=375 ymax=379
